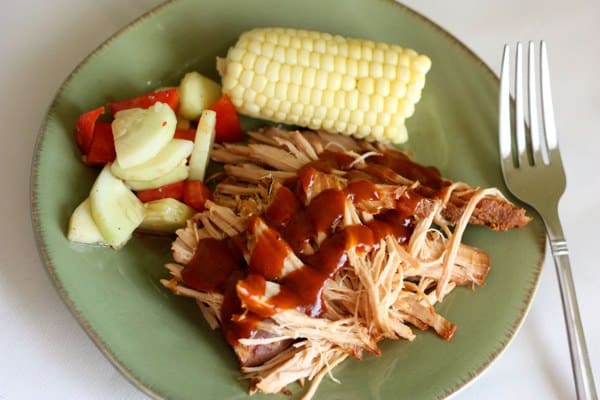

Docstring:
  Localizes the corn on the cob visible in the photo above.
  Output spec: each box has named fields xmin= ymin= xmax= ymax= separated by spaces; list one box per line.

xmin=218 ymin=28 xmax=431 ymax=144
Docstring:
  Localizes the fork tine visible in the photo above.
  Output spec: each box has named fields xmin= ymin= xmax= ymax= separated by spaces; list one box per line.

xmin=540 ymin=40 xmax=560 ymax=163
xmin=499 ymin=45 xmax=513 ymax=171
xmin=527 ymin=41 xmax=543 ymax=165
xmin=514 ymin=42 xmax=528 ymax=167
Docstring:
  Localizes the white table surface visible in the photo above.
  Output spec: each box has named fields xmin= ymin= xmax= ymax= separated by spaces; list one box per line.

xmin=1 ymin=0 xmax=598 ymax=399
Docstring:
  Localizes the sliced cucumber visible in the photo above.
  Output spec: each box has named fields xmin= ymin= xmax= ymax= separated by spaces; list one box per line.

xmin=178 ymin=72 xmax=221 ymax=120
xmin=112 ymin=102 xmax=176 ymax=168
xmin=139 ymin=198 xmax=196 ymax=234
xmin=89 ymin=165 xmax=144 ymax=249
xmin=111 ymin=139 xmax=193 ymax=181
xmin=188 ymin=110 xmax=216 ymax=181
xmin=67 ymin=198 xmax=106 ymax=245
xmin=125 ymin=165 xmax=189 ymax=191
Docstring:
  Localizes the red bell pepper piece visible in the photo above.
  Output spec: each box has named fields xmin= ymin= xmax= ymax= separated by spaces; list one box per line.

xmin=183 ymin=180 xmax=213 ymax=211
xmin=83 ymin=123 xmax=116 ymax=166
xmin=75 ymin=106 xmax=105 ymax=154
xmin=136 ymin=181 xmax=185 ymax=203
xmin=108 ymin=88 xmax=179 ymax=115
xmin=209 ymin=95 xmax=244 ymax=142
xmin=174 ymin=128 xmax=196 ymax=142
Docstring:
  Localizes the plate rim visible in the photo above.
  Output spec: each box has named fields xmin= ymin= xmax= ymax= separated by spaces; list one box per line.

xmin=29 ymin=1 xmax=546 ymax=399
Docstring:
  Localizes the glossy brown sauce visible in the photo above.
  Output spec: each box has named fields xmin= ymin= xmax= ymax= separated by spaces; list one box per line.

xmin=181 ymin=149 xmax=444 ymax=344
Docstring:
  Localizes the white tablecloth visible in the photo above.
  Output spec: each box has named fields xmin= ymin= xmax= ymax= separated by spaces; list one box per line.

xmin=1 ymin=1 xmax=598 ymax=398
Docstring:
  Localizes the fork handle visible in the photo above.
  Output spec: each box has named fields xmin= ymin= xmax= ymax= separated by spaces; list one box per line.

xmin=547 ymin=219 xmax=598 ymax=400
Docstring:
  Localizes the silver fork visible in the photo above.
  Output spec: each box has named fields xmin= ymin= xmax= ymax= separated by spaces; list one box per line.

xmin=499 ymin=41 xmax=597 ymax=399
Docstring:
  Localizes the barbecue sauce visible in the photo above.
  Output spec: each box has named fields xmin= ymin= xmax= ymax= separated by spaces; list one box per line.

xmin=180 ymin=149 xmax=443 ymax=344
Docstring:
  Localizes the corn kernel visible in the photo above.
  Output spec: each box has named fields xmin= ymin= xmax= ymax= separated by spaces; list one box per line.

xmin=397 ymin=98 xmax=415 ymax=118
xmin=357 ymin=77 xmax=374 ymax=95
xmin=370 ymin=62 xmax=383 ymax=78
xmin=333 ymin=120 xmax=346 ymax=132
xmin=298 ymin=49 xmax=310 ymax=67
xmin=286 ymin=47 xmax=298 ymax=64
xmin=383 ymin=64 xmax=396 ymax=80
xmin=411 ymin=70 xmax=426 ymax=89
xmin=308 ymin=119 xmax=321 ymax=130
xmin=275 ymin=82 xmax=288 ymax=100
xmin=227 ymin=61 xmax=244 ymax=81
xmin=273 ymin=46 xmax=286 ymax=63
xmin=280 ymin=100 xmax=292 ymax=113
xmin=406 ymin=84 xmax=422 ymax=102
xmin=328 ymin=73 xmax=342 ymax=91
xmin=334 ymin=56 xmax=347 ymax=74
xmin=290 ymin=37 xmax=301 ymax=49
xmin=339 ymin=108 xmax=351 ymax=122
xmin=248 ymin=40 xmax=262 ymax=55
xmin=346 ymin=91 xmax=358 ymax=109
xmin=377 ymin=112 xmax=391 ymax=126
xmin=264 ymin=82 xmax=276 ymax=98
xmin=310 ymin=89 xmax=323 ymax=105
xmin=314 ymin=105 xmax=327 ymax=119
xmin=315 ymin=70 xmax=328 ymax=90
xmin=278 ymin=34 xmax=291 ymax=47
xmin=357 ymin=59 xmax=369 ymax=77
xmin=384 ymin=96 xmax=399 ymax=113
xmin=265 ymin=31 xmax=279 ymax=44
xmin=341 ymin=76 xmax=356 ymax=91
xmin=325 ymin=107 xmax=339 ymax=120
xmin=350 ymin=109 xmax=364 ymax=125
xmin=309 ymin=52 xmax=320 ymax=69
xmin=338 ymin=42 xmax=349 ymax=57
xmin=371 ymin=94 xmax=384 ymax=112
xmin=322 ymin=91 xmax=335 ymax=107
xmin=390 ymin=81 xmax=406 ymax=98
xmin=405 ymin=48 xmax=417 ymax=57
xmin=323 ymin=119 xmax=335 ymax=130
xmin=398 ymin=53 xmax=410 ymax=67
xmin=230 ymin=85 xmax=245 ymax=102
xmin=288 ymin=84 xmax=300 ymax=102
xmin=358 ymin=93 xmax=370 ymax=110
xmin=252 ymin=75 xmax=268 ymax=92
xmin=262 ymin=42 xmax=275 ymax=58
xmin=375 ymin=79 xmax=390 ymax=96
xmin=221 ymin=74 xmax=236 ymax=92
xmin=364 ymin=110 xmax=377 ymax=126
xmin=373 ymin=48 xmax=384 ymax=63
xmin=397 ymin=66 xmax=410 ymax=83
xmin=321 ymin=54 xmax=334 ymax=72
xmin=346 ymin=123 xmax=358 ymax=135
xmin=347 ymin=59 xmax=358 ymax=76
xmin=356 ymin=125 xmax=370 ymax=138
xmin=299 ymin=87 xmax=311 ymax=104
xmin=362 ymin=46 xmax=373 ymax=61
xmin=239 ymin=70 xmax=254 ymax=87
xmin=291 ymin=65 xmax=303 ymax=85
xmin=246 ymin=102 xmax=260 ymax=115
xmin=265 ymin=62 xmax=280 ymax=81
xmin=262 ymin=108 xmax=274 ymax=118
xmin=242 ymin=52 xmax=257 ymax=70
xmin=291 ymin=103 xmax=303 ymax=116
xmin=349 ymin=43 xmax=361 ymax=59
xmin=274 ymin=111 xmax=287 ymax=121
xmin=280 ymin=65 xmax=291 ymax=83
xmin=228 ymin=47 xmax=244 ymax=62
xmin=384 ymin=51 xmax=398 ymax=65
xmin=303 ymin=67 xmax=316 ymax=87
xmin=314 ymin=39 xmax=326 ymax=53
xmin=301 ymin=38 xmax=313 ymax=51
xmin=412 ymin=55 xmax=432 ymax=73
xmin=334 ymin=91 xmax=346 ymax=108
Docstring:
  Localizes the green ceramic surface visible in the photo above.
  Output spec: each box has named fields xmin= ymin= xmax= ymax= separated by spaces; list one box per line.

xmin=31 ymin=0 xmax=546 ymax=399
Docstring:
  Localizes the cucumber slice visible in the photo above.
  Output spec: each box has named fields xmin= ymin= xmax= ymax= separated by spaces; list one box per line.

xmin=125 ymin=165 xmax=189 ymax=191
xmin=67 ymin=198 xmax=106 ymax=245
xmin=178 ymin=72 xmax=221 ymax=120
xmin=112 ymin=102 xmax=176 ymax=168
xmin=89 ymin=165 xmax=144 ymax=249
xmin=188 ymin=110 xmax=216 ymax=181
xmin=111 ymin=139 xmax=193 ymax=181
xmin=139 ymin=198 xmax=196 ymax=234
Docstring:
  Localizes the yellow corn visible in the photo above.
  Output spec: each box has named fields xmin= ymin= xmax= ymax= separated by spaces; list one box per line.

xmin=218 ymin=28 xmax=431 ymax=144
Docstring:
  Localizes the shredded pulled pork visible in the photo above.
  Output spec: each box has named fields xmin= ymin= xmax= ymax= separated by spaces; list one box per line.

xmin=161 ymin=127 xmax=530 ymax=399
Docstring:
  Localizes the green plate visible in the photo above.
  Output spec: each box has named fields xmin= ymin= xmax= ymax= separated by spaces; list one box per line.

xmin=30 ymin=0 xmax=545 ymax=399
